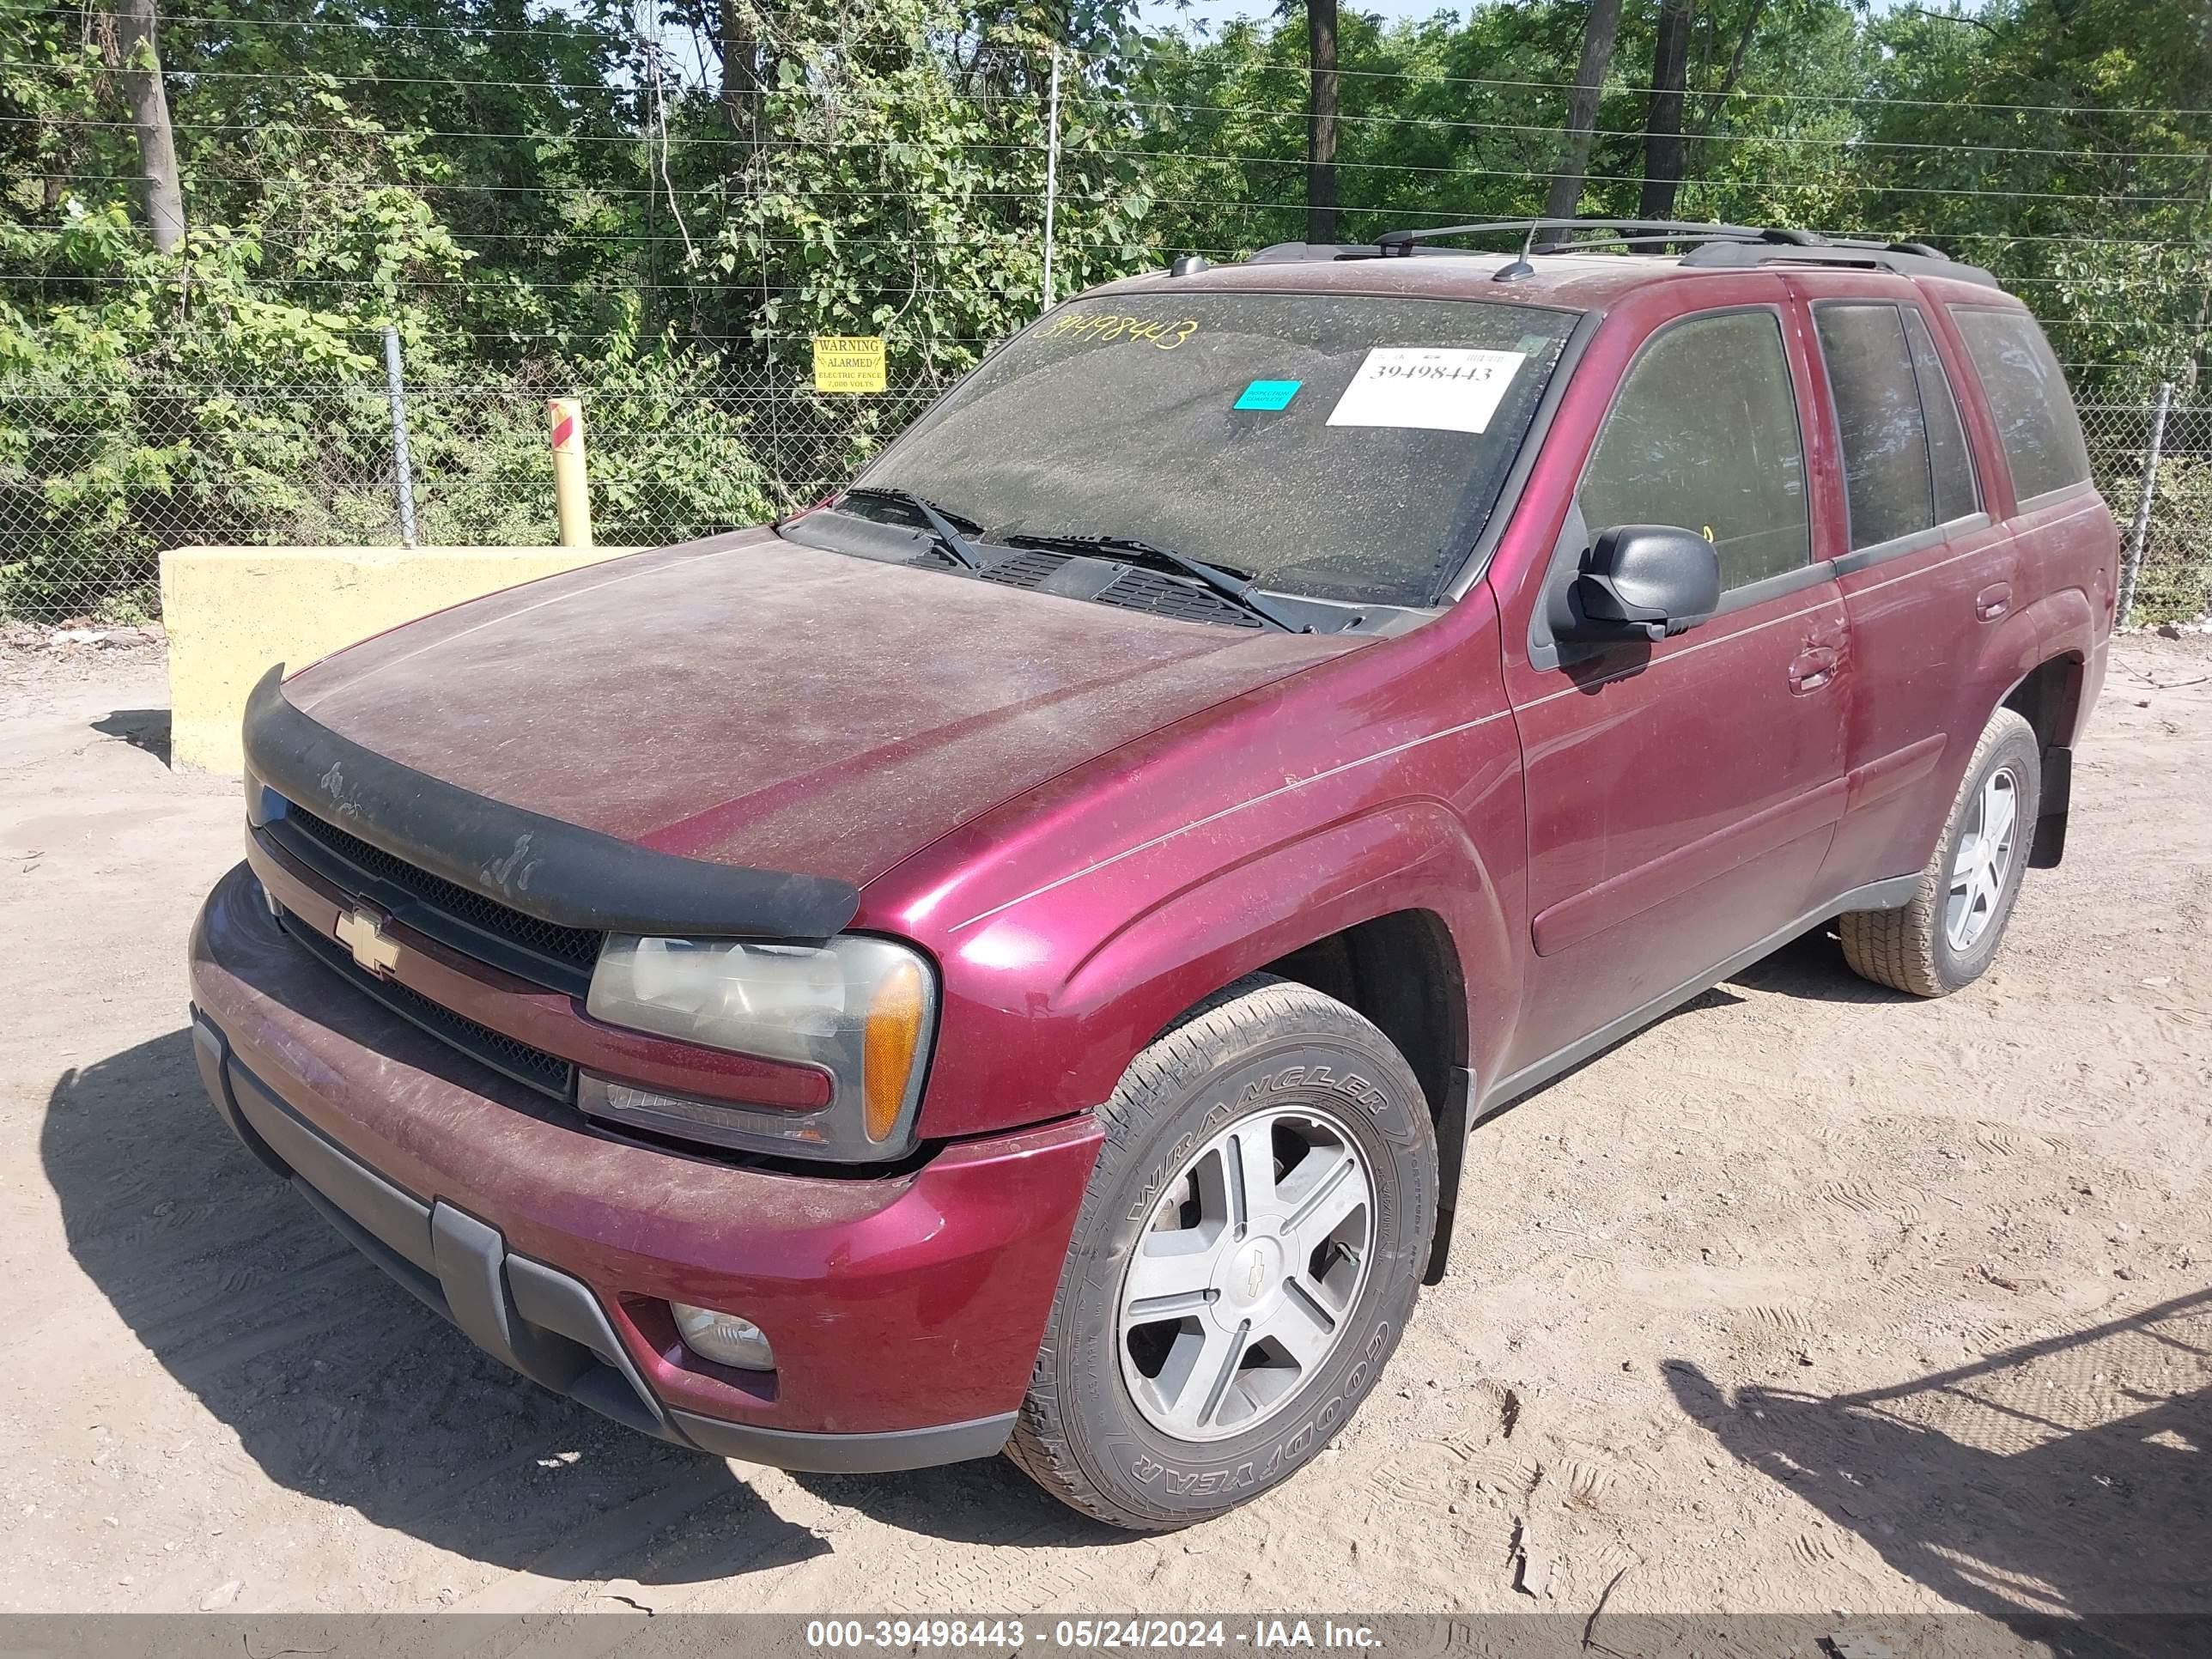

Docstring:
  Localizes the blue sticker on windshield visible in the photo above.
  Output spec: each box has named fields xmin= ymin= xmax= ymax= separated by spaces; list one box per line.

xmin=1234 ymin=379 xmax=1303 ymax=411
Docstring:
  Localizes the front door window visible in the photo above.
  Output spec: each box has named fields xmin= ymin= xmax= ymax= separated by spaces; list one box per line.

xmin=1577 ymin=309 xmax=1812 ymax=592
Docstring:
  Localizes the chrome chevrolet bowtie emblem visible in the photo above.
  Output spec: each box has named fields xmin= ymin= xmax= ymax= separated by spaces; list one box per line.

xmin=1244 ymin=1255 xmax=1267 ymax=1300
xmin=335 ymin=907 xmax=401 ymax=977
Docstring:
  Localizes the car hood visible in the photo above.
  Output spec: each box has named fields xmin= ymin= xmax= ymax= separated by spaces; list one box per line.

xmin=282 ymin=530 xmax=1364 ymax=889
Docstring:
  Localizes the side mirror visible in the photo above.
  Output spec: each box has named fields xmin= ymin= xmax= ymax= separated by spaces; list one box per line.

xmin=1563 ymin=524 xmax=1722 ymax=642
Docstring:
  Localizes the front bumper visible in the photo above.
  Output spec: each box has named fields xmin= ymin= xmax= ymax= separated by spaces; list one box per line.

xmin=188 ymin=862 xmax=1103 ymax=1471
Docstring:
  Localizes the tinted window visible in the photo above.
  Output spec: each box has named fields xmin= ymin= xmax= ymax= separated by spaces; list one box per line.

xmin=1580 ymin=310 xmax=1809 ymax=590
xmin=1902 ymin=308 xmax=1978 ymax=524
xmin=841 ymin=294 xmax=1580 ymax=606
xmin=1815 ymin=303 xmax=1932 ymax=550
xmin=1952 ymin=307 xmax=2091 ymax=501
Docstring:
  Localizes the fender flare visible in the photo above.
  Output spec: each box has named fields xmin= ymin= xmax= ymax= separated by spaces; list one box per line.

xmin=1050 ymin=796 xmax=1515 ymax=1286
xmin=1980 ymin=586 xmax=2094 ymax=708
xmin=1977 ymin=587 xmax=2095 ymax=867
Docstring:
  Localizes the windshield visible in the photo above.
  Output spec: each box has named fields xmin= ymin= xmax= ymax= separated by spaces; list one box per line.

xmin=842 ymin=291 xmax=1578 ymax=607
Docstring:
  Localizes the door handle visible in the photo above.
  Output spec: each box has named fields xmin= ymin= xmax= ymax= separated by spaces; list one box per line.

xmin=1976 ymin=582 xmax=2013 ymax=622
xmin=1787 ymin=647 xmax=1838 ymax=695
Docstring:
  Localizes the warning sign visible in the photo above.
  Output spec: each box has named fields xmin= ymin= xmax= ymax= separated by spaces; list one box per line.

xmin=812 ymin=336 xmax=887 ymax=393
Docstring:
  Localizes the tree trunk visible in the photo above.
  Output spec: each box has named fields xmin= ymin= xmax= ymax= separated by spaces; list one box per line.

xmin=1537 ymin=0 xmax=1626 ymax=247
xmin=1639 ymin=0 xmax=1692 ymax=221
xmin=1306 ymin=0 xmax=1339 ymax=246
xmin=718 ymin=0 xmax=763 ymax=140
xmin=112 ymin=0 xmax=184 ymax=252
xmin=1686 ymin=0 xmax=1770 ymax=140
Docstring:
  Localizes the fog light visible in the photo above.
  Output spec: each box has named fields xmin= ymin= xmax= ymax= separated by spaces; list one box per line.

xmin=672 ymin=1303 xmax=775 ymax=1371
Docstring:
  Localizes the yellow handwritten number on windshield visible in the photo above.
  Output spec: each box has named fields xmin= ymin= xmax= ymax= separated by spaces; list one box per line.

xmin=1044 ymin=313 xmax=1198 ymax=350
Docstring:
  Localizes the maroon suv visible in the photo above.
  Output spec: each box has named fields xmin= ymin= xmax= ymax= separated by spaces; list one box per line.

xmin=188 ymin=220 xmax=2116 ymax=1530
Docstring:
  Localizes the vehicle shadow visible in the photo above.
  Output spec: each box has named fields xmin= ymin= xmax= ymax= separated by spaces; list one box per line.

xmin=88 ymin=708 xmax=172 ymax=766
xmin=1666 ymin=1292 xmax=2212 ymax=1640
xmin=40 ymin=1029 xmax=829 ymax=1585
xmin=791 ymin=1459 xmax=1125 ymax=1550
xmin=1490 ymin=922 xmax=1915 ymax=1120
xmin=1725 ymin=921 xmax=1920 ymax=1006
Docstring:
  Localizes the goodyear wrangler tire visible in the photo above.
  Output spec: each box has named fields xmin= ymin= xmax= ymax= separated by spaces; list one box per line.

xmin=1006 ymin=974 xmax=1437 ymax=1531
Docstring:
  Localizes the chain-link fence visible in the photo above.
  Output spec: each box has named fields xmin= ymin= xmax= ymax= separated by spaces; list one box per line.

xmin=0 ymin=343 xmax=966 ymax=626
xmin=1 ymin=326 xmax=2204 ymax=629
xmin=2082 ymin=392 xmax=2212 ymax=629
xmin=9 ymin=343 xmax=2203 ymax=629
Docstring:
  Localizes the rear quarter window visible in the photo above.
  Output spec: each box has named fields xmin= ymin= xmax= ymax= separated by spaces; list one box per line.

xmin=1950 ymin=307 xmax=2091 ymax=504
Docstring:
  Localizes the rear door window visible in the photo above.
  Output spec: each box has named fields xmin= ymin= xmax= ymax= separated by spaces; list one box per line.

xmin=1578 ymin=310 xmax=1811 ymax=591
xmin=1951 ymin=307 xmax=2091 ymax=503
xmin=1814 ymin=303 xmax=1932 ymax=550
xmin=1900 ymin=308 xmax=1978 ymax=525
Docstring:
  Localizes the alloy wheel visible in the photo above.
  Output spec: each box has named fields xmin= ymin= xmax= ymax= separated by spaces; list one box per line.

xmin=1115 ymin=1106 xmax=1375 ymax=1443
xmin=1945 ymin=764 xmax=2021 ymax=952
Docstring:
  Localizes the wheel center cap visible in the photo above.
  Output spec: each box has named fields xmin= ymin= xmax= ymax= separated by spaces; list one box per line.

xmin=1216 ymin=1235 xmax=1285 ymax=1316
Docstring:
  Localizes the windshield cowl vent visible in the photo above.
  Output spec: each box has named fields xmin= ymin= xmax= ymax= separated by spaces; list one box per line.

xmin=977 ymin=550 xmax=1073 ymax=590
xmin=971 ymin=547 xmax=1266 ymax=629
xmin=1095 ymin=568 xmax=1266 ymax=629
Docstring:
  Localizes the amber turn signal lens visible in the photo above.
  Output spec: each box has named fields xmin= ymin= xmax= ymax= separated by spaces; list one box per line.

xmin=862 ymin=957 xmax=927 ymax=1142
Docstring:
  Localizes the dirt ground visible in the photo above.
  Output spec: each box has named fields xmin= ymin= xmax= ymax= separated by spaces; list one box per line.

xmin=0 ymin=634 xmax=2206 ymax=1629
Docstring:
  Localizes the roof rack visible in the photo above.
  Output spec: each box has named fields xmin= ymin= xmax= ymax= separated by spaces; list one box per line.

xmin=1372 ymin=216 xmax=1766 ymax=256
xmin=1250 ymin=218 xmax=1999 ymax=289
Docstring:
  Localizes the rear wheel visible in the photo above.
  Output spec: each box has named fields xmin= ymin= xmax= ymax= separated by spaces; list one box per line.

xmin=1840 ymin=707 xmax=2041 ymax=997
xmin=1006 ymin=975 xmax=1437 ymax=1531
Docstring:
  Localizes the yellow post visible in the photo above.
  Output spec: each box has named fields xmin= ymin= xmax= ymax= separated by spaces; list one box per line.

xmin=548 ymin=398 xmax=592 ymax=549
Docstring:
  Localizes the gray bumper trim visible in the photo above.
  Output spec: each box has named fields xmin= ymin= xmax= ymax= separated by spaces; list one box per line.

xmin=670 ymin=1408 xmax=1014 ymax=1473
xmin=191 ymin=1007 xmax=1017 ymax=1474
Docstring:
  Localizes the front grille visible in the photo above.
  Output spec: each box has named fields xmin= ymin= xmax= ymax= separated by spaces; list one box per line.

xmin=1094 ymin=568 xmax=1265 ymax=629
xmin=270 ymin=803 xmax=601 ymax=992
xmin=281 ymin=910 xmax=575 ymax=1101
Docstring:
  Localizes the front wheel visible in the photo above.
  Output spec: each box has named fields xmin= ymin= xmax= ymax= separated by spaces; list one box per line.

xmin=1006 ymin=975 xmax=1437 ymax=1531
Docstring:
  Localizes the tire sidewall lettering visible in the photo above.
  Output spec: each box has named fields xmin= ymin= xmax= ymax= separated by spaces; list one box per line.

xmin=1120 ymin=1321 xmax=1395 ymax=1492
xmin=1121 ymin=1055 xmax=1416 ymax=1224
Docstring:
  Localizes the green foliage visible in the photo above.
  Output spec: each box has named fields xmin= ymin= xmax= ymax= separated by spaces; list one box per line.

xmin=2 ymin=0 xmax=2207 ymax=621
xmin=1856 ymin=0 xmax=2212 ymax=398
xmin=0 ymin=205 xmax=769 ymax=615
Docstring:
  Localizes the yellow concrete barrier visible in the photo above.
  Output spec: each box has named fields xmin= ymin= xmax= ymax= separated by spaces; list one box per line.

xmin=161 ymin=544 xmax=636 ymax=775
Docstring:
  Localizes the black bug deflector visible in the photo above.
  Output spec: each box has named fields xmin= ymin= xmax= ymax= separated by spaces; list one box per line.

xmin=240 ymin=665 xmax=862 ymax=940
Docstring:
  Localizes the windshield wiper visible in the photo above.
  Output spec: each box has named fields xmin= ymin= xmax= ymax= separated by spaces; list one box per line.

xmin=1001 ymin=532 xmax=1304 ymax=633
xmin=840 ymin=486 xmax=986 ymax=570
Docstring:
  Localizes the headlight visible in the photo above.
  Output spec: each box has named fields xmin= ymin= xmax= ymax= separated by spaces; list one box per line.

xmin=581 ymin=933 xmax=936 ymax=1161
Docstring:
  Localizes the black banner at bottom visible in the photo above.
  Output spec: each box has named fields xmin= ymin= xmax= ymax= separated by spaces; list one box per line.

xmin=0 ymin=1614 xmax=2206 ymax=1659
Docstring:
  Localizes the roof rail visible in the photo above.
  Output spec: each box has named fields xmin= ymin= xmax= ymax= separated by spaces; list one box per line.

xmin=1320 ymin=217 xmax=2002 ymax=289
xmin=1370 ymin=217 xmax=1767 ymax=256
xmin=1679 ymin=234 xmax=1999 ymax=288
xmin=1248 ymin=241 xmax=1385 ymax=263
